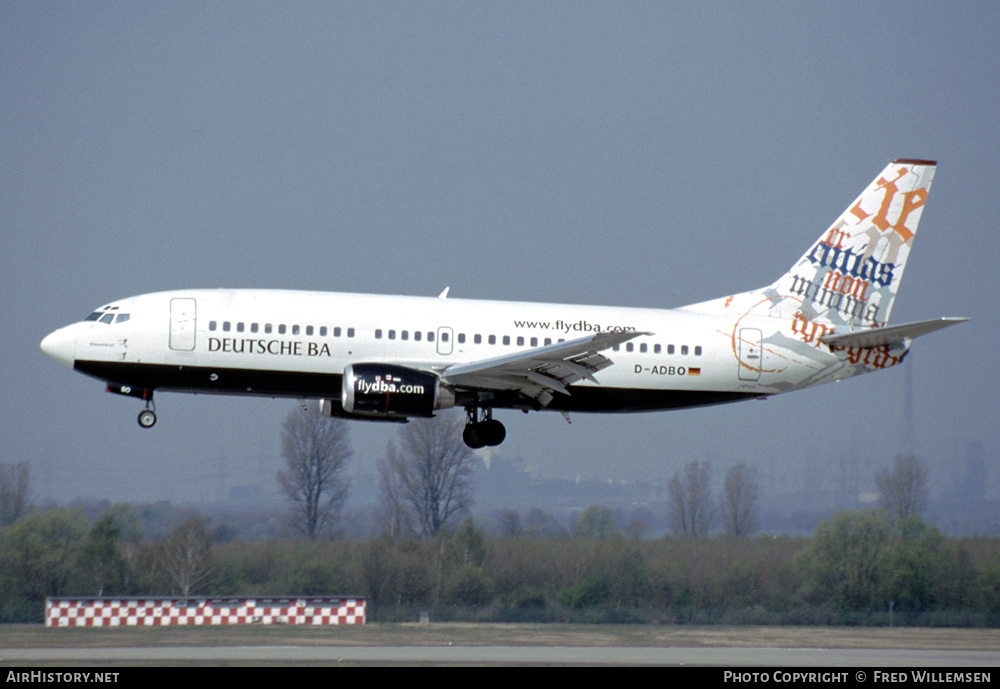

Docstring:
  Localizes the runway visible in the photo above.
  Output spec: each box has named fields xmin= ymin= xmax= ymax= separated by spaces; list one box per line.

xmin=4 ymin=644 xmax=999 ymax=666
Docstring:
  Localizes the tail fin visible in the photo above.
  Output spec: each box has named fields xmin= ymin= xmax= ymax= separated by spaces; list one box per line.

xmin=765 ymin=159 xmax=937 ymax=328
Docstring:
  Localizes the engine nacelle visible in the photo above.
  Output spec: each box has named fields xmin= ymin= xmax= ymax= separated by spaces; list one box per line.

xmin=342 ymin=363 xmax=455 ymax=419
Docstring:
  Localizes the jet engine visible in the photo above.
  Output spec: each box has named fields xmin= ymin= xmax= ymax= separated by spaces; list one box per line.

xmin=341 ymin=363 xmax=455 ymax=419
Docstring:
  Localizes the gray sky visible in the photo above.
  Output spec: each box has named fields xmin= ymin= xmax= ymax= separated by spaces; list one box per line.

xmin=3 ymin=2 xmax=997 ymax=509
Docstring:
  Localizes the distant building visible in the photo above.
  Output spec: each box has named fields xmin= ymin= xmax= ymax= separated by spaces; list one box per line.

xmin=45 ymin=596 xmax=365 ymax=627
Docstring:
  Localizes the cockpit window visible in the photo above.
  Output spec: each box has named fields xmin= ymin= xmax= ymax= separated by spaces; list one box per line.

xmin=85 ymin=310 xmax=130 ymax=325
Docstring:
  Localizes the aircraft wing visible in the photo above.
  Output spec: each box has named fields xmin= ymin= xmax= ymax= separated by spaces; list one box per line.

xmin=440 ymin=330 xmax=649 ymax=407
xmin=820 ymin=317 xmax=969 ymax=349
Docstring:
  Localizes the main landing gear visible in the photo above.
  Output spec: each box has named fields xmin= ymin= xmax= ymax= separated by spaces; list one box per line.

xmin=463 ymin=406 xmax=506 ymax=449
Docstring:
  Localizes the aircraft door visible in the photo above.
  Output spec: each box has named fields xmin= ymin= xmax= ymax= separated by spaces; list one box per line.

xmin=436 ymin=327 xmax=453 ymax=356
xmin=169 ymin=298 xmax=197 ymax=351
xmin=737 ymin=327 xmax=762 ymax=381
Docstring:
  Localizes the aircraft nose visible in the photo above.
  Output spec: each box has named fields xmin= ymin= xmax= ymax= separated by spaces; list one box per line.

xmin=41 ymin=326 xmax=76 ymax=369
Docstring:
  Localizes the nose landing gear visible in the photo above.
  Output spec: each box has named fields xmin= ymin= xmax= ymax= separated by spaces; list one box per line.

xmin=463 ymin=406 xmax=505 ymax=448
xmin=138 ymin=408 xmax=157 ymax=428
xmin=137 ymin=397 xmax=157 ymax=428
xmin=106 ymin=382 xmax=157 ymax=429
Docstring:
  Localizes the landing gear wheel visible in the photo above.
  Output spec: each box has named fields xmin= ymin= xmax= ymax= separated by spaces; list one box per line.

xmin=463 ymin=423 xmax=486 ymax=449
xmin=463 ymin=406 xmax=506 ymax=448
xmin=480 ymin=419 xmax=506 ymax=446
xmin=138 ymin=409 xmax=157 ymax=428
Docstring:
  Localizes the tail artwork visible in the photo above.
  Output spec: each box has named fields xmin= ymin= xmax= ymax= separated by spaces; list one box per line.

xmin=766 ymin=159 xmax=937 ymax=329
xmin=687 ymin=159 xmax=965 ymax=389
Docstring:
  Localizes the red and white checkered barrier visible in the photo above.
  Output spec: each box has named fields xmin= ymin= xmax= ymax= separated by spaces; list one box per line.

xmin=45 ymin=597 xmax=366 ymax=627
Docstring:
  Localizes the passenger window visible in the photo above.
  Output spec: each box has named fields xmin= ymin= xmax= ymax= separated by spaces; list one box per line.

xmin=251 ymin=323 xmax=259 ymax=333
xmin=458 ymin=333 xmax=465 ymax=344
xmin=626 ymin=343 xmax=634 ymax=352
xmin=654 ymin=344 xmax=662 ymax=354
xmin=668 ymin=345 xmax=675 ymax=354
xmin=209 ymin=320 xmax=217 ymax=331
xmin=475 ymin=334 xmax=482 ymax=344
xmin=306 ymin=326 xmax=314 ymax=336
xmin=265 ymin=324 xmax=273 ymax=334
xmin=640 ymin=343 xmax=647 ymax=353
xmin=388 ymin=330 xmax=396 ymax=340
xmin=334 ymin=327 xmax=341 ymax=337
xmin=488 ymin=335 xmax=496 ymax=345
xmin=414 ymin=331 xmax=422 ymax=341
xmin=223 ymin=322 xmax=231 ymax=332
xmin=517 ymin=336 xmax=524 ymax=346
xmin=503 ymin=336 xmax=510 ymax=346
xmin=401 ymin=330 xmax=409 ymax=341
xmin=237 ymin=322 xmax=244 ymax=332
xmin=319 ymin=326 xmax=327 ymax=336
xmin=278 ymin=324 xmax=286 ymax=334
xmin=347 ymin=328 xmax=355 ymax=338
xmin=531 ymin=337 xmax=538 ymax=347
xmin=681 ymin=345 xmax=689 ymax=355
xmin=375 ymin=329 xmax=383 ymax=339
xmin=292 ymin=325 xmax=300 ymax=335
xmin=545 ymin=338 xmax=552 ymax=346
xmin=441 ymin=332 xmax=449 ymax=342
xmin=695 ymin=346 xmax=702 ymax=356
xmin=427 ymin=332 xmax=435 ymax=342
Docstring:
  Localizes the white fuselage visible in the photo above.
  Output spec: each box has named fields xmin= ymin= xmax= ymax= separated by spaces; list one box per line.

xmin=40 ymin=287 xmax=884 ymax=416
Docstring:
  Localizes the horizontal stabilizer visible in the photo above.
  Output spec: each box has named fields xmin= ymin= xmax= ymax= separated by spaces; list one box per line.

xmin=820 ymin=317 xmax=968 ymax=349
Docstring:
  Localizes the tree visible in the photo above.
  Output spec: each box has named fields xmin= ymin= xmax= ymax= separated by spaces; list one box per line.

xmin=0 ymin=462 xmax=31 ymax=526
xmin=0 ymin=508 xmax=87 ymax=599
xmin=78 ymin=512 xmax=128 ymax=596
xmin=523 ymin=507 xmax=564 ymax=537
xmin=799 ymin=510 xmax=889 ymax=610
xmin=667 ymin=460 xmax=714 ymax=537
xmin=876 ymin=454 xmax=929 ymax=526
xmin=573 ymin=505 xmax=618 ymax=538
xmin=379 ymin=411 xmax=476 ymax=538
xmin=720 ymin=462 xmax=760 ymax=536
xmin=497 ymin=509 xmax=522 ymax=538
xmin=376 ymin=442 xmax=417 ymax=539
xmin=278 ymin=404 xmax=352 ymax=540
xmin=885 ymin=516 xmax=943 ymax=611
xmin=159 ymin=516 xmax=213 ymax=596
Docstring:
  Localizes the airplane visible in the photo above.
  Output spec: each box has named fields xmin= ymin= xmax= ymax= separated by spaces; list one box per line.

xmin=41 ymin=159 xmax=966 ymax=448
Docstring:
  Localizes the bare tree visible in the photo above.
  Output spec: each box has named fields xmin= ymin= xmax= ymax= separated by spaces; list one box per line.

xmin=159 ymin=516 xmax=213 ymax=596
xmin=278 ymin=404 xmax=352 ymax=540
xmin=667 ymin=460 xmax=714 ymax=537
xmin=875 ymin=453 xmax=929 ymax=525
xmin=375 ymin=442 xmax=416 ymax=539
xmin=380 ymin=411 xmax=476 ymax=538
xmin=0 ymin=462 xmax=31 ymax=526
xmin=721 ymin=462 xmax=760 ymax=536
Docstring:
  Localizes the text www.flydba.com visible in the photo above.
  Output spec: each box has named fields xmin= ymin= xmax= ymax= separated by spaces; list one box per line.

xmin=513 ymin=319 xmax=635 ymax=334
